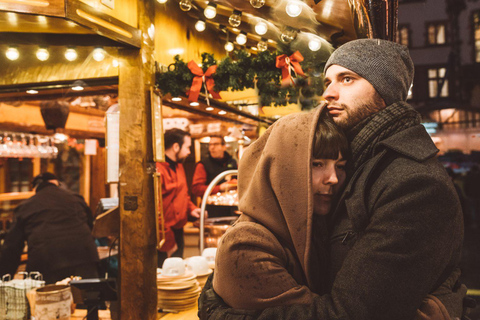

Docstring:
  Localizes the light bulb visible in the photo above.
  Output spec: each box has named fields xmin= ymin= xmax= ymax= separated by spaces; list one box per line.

xmin=64 ymin=48 xmax=78 ymax=61
xmin=236 ymin=32 xmax=247 ymax=45
xmin=218 ymin=110 xmax=227 ymax=115
xmin=250 ymin=0 xmax=265 ymax=8
xmin=255 ymin=21 xmax=268 ymax=35
xmin=225 ymin=42 xmax=234 ymax=52
xmin=36 ymin=48 xmax=49 ymax=61
xmin=172 ymin=97 xmax=182 ymax=101
xmin=204 ymin=3 xmax=217 ymax=19
xmin=308 ymin=38 xmax=321 ymax=51
xmin=190 ymin=102 xmax=199 ymax=106
xmin=257 ymin=40 xmax=268 ymax=52
xmin=26 ymin=90 xmax=38 ymax=94
xmin=112 ymin=59 xmax=119 ymax=67
xmin=157 ymin=0 xmax=167 ymax=3
xmin=93 ymin=47 xmax=106 ymax=61
xmin=280 ymin=28 xmax=297 ymax=43
xmin=206 ymin=107 xmax=214 ymax=111
xmin=228 ymin=10 xmax=242 ymax=27
xmin=195 ymin=20 xmax=206 ymax=32
xmin=72 ymin=86 xmax=84 ymax=91
xmin=5 ymin=47 xmax=19 ymax=61
xmin=179 ymin=0 xmax=192 ymax=11
xmin=286 ymin=0 xmax=302 ymax=17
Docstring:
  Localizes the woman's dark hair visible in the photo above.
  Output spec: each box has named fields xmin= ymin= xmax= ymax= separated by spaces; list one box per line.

xmin=313 ymin=109 xmax=350 ymax=161
xmin=164 ymin=128 xmax=191 ymax=150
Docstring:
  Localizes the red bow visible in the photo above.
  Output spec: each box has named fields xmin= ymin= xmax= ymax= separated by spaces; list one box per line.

xmin=275 ymin=51 xmax=306 ymax=87
xmin=187 ymin=60 xmax=221 ymax=103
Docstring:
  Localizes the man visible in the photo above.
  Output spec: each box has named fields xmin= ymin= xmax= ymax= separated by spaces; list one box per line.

xmin=157 ymin=128 xmax=201 ymax=266
xmin=199 ymin=39 xmax=467 ymax=319
xmin=0 ymin=172 xmax=99 ymax=284
xmin=191 ymin=135 xmax=237 ymax=217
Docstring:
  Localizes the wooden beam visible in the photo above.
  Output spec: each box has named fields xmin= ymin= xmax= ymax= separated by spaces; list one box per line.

xmin=118 ymin=0 xmax=157 ymax=319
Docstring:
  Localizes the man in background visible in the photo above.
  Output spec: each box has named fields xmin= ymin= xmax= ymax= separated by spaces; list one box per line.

xmin=192 ymin=135 xmax=237 ymax=217
xmin=0 ymin=172 xmax=99 ymax=284
xmin=157 ymin=128 xmax=201 ymax=266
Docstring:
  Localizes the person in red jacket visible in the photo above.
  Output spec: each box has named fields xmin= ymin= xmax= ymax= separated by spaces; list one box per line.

xmin=156 ymin=128 xmax=201 ymax=266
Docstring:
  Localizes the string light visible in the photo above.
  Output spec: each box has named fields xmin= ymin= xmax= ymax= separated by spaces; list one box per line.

xmin=179 ymin=0 xmax=192 ymax=11
xmin=257 ymin=39 xmax=268 ymax=52
xmin=36 ymin=48 xmax=49 ymax=61
xmin=190 ymin=102 xmax=199 ymax=106
xmin=195 ymin=20 xmax=206 ymax=32
xmin=228 ymin=10 xmax=242 ymax=27
xmin=26 ymin=90 xmax=38 ymax=94
xmin=204 ymin=2 xmax=217 ymax=19
xmin=308 ymin=38 xmax=321 ymax=51
xmin=225 ymin=41 xmax=234 ymax=52
xmin=157 ymin=0 xmax=167 ymax=4
xmin=92 ymin=47 xmax=106 ymax=61
xmin=172 ymin=97 xmax=182 ymax=101
xmin=285 ymin=0 xmax=302 ymax=17
xmin=64 ymin=48 xmax=78 ymax=61
xmin=236 ymin=32 xmax=247 ymax=45
xmin=280 ymin=28 xmax=297 ymax=43
xmin=255 ymin=21 xmax=268 ymax=35
xmin=5 ymin=47 xmax=19 ymax=61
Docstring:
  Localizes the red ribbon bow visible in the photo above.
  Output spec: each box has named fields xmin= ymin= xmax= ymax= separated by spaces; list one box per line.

xmin=275 ymin=51 xmax=306 ymax=87
xmin=187 ymin=60 xmax=221 ymax=103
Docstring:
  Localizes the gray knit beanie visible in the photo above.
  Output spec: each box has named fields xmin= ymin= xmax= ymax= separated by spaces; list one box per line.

xmin=324 ymin=39 xmax=414 ymax=106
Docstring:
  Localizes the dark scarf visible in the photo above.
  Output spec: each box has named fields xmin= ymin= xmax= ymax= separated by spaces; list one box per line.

xmin=347 ymin=101 xmax=421 ymax=173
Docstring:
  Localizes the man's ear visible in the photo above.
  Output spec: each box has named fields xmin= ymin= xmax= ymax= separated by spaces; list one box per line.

xmin=172 ymin=142 xmax=180 ymax=153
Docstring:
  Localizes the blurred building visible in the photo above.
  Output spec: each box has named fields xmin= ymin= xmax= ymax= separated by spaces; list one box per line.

xmin=398 ymin=0 xmax=480 ymax=154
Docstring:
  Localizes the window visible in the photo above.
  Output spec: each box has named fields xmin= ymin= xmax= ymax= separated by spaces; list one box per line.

xmin=427 ymin=22 xmax=447 ymax=45
xmin=428 ymin=67 xmax=449 ymax=98
xmin=397 ymin=25 xmax=410 ymax=47
xmin=473 ymin=11 xmax=480 ymax=62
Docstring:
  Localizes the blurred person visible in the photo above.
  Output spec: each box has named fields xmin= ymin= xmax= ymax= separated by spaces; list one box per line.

xmin=200 ymin=39 xmax=467 ymax=320
xmin=0 ymin=172 xmax=99 ymax=284
xmin=192 ymin=135 xmax=238 ymax=217
xmin=157 ymin=128 xmax=202 ymax=266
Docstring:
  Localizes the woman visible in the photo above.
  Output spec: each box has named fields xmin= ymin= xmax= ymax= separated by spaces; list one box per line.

xmin=211 ymin=106 xmax=348 ymax=308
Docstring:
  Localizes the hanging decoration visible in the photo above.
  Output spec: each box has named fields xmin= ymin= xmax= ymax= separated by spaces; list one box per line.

xmin=275 ymin=51 xmax=306 ymax=87
xmin=156 ymin=49 xmax=320 ymax=108
xmin=187 ymin=61 xmax=221 ymax=105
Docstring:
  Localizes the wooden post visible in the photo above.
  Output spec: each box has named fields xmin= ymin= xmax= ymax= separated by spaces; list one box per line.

xmin=118 ymin=0 xmax=157 ymax=319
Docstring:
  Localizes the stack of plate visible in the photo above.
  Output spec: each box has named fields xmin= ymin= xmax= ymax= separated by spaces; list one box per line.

xmin=196 ymin=269 xmax=213 ymax=288
xmin=157 ymin=271 xmax=201 ymax=311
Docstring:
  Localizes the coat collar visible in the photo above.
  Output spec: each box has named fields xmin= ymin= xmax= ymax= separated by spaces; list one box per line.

xmin=376 ymin=124 xmax=439 ymax=162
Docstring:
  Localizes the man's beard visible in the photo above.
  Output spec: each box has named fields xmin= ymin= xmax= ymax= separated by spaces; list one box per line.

xmin=175 ymin=151 xmax=187 ymax=163
xmin=330 ymin=95 xmax=385 ymax=131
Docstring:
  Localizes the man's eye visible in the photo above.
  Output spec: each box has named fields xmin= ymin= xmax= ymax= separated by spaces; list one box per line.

xmin=343 ymin=77 xmax=353 ymax=83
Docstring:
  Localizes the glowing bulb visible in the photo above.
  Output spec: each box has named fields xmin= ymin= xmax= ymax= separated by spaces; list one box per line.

xmin=224 ymin=42 xmax=234 ymax=52
xmin=36 ymin=48 xmax=49 ymax=61
xmin=157 ymin=0 xmax=167 ymax=3
xmin=195 ymin=20 xmax=206 ymax=32
xmin=112 ymin=59 xmax=119 ymax=67
xmin=286 ymin=0 xmax=302 ymax=17
xmin=255 ymin=21 xmax=268 ymax=35
xmin=204 ymin=3 xmax=217 ymax=19
xmin=190 ymin=102 xmax=199 ymax=106
xmin=72 ymin=86 xmax=84 ymax=91
xmin=64 ymin=48 xmax=78 ymax=61
xmin=179 ymin=0 xmax=192 ymax=11
xmin=26 ymin=90 xmax=38 ymax=94
xmin=218 ymin=110 xmax=227 ymax=115
xmin=250 ymin=0 xmax=265 ymax=8
xmin=93 ymin=47 xmax=106 ymax=61
xmin=236 ymin=32 xmax=247 ymax=45
xmin=257 ymin=40 xmax=268 ymax=52
xmin=308 ymin=38 xmax=321 ymax=51
xmin=5 ymin=47 xmax=19 ymax=61
xmin=228 ymin=10 xmax=242 ymax=27
xmin=206 ymin=107 xmax=214 ymax=111
xmin=172 ymin=97 xmax=182 ymax=101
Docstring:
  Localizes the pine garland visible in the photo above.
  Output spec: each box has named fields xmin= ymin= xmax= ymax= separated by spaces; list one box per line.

xmin=155 ymin=49 xmax=322 ymax=109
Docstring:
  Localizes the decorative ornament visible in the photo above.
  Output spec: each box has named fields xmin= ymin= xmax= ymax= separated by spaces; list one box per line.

xmin=257 ymin=40 xmax=268 ymax=52
xmin=179 ymin=0 xmax=192 ymax=11
xmin=236 ymin=32 xmax=247 ymax=45
xmin=187 ymin=60 xmax=221 ymax=104
xmin=225 ymin=42 xmax=234 ymax=52
xmin=275 ymin=51 xmax=306 ymax=87
xmin=229 ymin=10 xmax=242 ymax=27
xmin=36 ymin=48 xmax=49 ymax=61
xmin=204 ymin=2 xmax=217 ymax=19
xmin=6 ymin=47 xmax=19 ymax=61
xmin=280 ymin=28 xmax=297 ymax=43
xmin=195 ymin=20 xmax=206 ymax=32
xmin=250 ymin=0 xmax=265 ymax=8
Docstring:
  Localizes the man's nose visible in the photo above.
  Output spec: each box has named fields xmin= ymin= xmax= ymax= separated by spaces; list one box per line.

xmin=322 ymin=83 xmax=338 ymax=101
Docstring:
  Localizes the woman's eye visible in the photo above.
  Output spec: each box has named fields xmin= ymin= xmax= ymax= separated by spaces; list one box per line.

xmin=336 ymin=163 xmax=346 ymax=170
xmin=313 ymin=162 xmax=324 ymax=167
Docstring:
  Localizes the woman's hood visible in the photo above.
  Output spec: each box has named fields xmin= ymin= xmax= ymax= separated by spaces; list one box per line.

xmin=238 ymin=106 xmax=324 ymax=286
